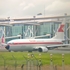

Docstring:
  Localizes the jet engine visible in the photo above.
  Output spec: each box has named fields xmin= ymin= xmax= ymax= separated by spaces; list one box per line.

xmin=38 ymin=47 xmax=48 ymax=52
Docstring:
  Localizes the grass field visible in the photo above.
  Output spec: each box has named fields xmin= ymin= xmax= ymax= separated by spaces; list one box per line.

xmin=0 ymin=52 xmax=70 ymax=66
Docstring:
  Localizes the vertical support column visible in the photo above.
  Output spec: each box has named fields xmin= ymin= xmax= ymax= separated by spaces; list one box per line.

xmin=31 ymin=25 xmax=34 ymax=37
xmin=27 ymin=53 xmax=31 ymax=70
xmin=64 ymin=13 xmax=68 ymax=44
xmin=68 ymin=22 xmax=70 ymax=44
xmin=50 ymin=54 xmax=54 ymax=70
xmin=22 ymin=26 xmax=23 ymax=39
xmin=33 ymin=16 xmax=36 ymax=37
xmin=39 ymin=53 xmax=42 ymax=70
xmin=62 ymin=54 xmax=65 ymax=70
xmin=38 ymin=59 xmax=42 ymax=70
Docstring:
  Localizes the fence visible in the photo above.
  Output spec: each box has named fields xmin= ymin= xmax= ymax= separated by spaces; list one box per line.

xmin=0 ymin=53 xmax=70 ymax=70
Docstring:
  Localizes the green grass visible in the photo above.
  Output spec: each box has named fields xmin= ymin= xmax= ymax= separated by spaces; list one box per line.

xmin=0 ymin=52 xmax=70 ymax=66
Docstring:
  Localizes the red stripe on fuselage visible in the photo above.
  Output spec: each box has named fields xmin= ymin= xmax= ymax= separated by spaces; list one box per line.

xmin=8 ymin=42 xmax=63 ymax=45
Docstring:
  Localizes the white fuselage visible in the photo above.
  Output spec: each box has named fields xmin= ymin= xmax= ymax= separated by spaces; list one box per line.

xmin=7 ymin=38 xmax=63 ymax=51
xmin=5 ymin=22 xmax=65 ymax=52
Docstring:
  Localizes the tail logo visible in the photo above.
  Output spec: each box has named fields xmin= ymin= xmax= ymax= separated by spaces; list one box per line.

xmin=58 ymin=24 xmax=64 ymax=32
xmin=1 ymin=34 xmax=5 ymax=43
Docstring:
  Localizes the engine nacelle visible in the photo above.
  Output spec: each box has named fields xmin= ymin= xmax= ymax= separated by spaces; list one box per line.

xmin=38 ymin=47 xmax=48 ymax=52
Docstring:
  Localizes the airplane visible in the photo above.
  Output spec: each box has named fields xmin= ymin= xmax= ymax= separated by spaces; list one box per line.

xmin=1 ymin=21 xmax=69 ymax=52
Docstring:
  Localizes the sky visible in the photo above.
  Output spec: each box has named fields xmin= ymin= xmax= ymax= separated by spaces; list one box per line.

xmin=0 ymin=0 xmax=70 ymax=18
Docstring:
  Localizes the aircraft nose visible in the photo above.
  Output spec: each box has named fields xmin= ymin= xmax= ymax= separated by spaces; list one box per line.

xmin=5 ymin=45 xmax=10 ymax=50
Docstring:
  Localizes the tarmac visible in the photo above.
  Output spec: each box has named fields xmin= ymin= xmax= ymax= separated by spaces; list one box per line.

xmin=0 ymin=46 xmax=8 ymax=52
xmin=48 ymin=46 xmax=70 ymax=53
xmin=0 ymin=46 xmax=70 ymax=53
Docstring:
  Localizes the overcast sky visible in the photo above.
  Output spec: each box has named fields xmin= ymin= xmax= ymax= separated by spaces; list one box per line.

xmin=0 ymin=0 xmax=70 ymax=18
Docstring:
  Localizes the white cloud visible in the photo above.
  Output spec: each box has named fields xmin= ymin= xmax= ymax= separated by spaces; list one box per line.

xmin=23 ymin=3 xmax=35 ymax=10
xmin=45 ymin=0 xmax=70 ymax=16
xmin=0 ymin=0 xmax=70 ymax=18
xmin=20 ymin=2 xmax=26 ymax=6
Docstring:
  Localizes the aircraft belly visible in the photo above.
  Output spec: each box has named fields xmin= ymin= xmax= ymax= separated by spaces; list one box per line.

xmin=9 ymin=43 xmax=58 ymax=51
xmin=9 ymin=44 xmax=34 ymax=51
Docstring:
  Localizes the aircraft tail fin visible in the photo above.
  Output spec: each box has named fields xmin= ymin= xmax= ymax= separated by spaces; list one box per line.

xmin=1 ymin=34 xmax=5 ymax=43
xmin=52 ymin=21 xmax=65 ymax=40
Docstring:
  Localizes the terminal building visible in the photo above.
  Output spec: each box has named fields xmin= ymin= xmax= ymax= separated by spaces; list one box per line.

xmin=0 ymin=16 xmax=70 ymax=43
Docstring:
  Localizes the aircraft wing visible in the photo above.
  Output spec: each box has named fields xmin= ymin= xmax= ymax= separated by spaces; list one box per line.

xmin=0 ymin=43 xmax=7 ymax=47
xmin=47 ymin=44 xmax=70 ymax=48
xmin=30 ymin=44 xmax=70 ymax=52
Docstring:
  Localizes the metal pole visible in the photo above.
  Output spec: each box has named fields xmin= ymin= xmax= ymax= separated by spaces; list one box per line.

xmin=27 ymin=53 xmax=31 ymax=70
xmin=50 ymin=54 xmax=54 ymax=70
xmin=62 ymin=54 xmax=65 ymax=70
xmin=31 ymin=54 xmax=38 ymax=70
xmin=12 ymin=55 xmax=17 ymax=70
xmin=22 ymin=26 xmax=23 ymax=39
xmin=31 ymin=54 xmax=34 ymax=70
xmin=38 ymin=59 xmax=42 ymax=70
